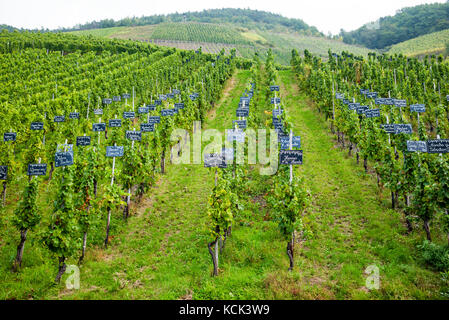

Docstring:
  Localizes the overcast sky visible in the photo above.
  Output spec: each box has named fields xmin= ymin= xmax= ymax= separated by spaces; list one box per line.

xmin=0 ymin=0 xmax=446 ymax=35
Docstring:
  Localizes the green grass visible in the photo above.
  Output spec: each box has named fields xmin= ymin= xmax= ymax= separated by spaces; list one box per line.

xmin=68 ymin=23 xmax=377 ymax=65
xmin=388 ymin=28 xmax=449 ymax=57
xmin=0 ymin=68 xmax=444 ymax=300
xmin=277 ymin=70 xmax=442 ymax=299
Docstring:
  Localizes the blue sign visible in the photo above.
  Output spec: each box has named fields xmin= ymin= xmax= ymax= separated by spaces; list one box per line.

xmin=148 ymin=104 xmax=156 ymax=111
xmin=174 ymin=103 xmax=185 ymax=110
xmin=76 ymin=136 xmax=91 ymax=146
xmin=106 ymin=146 xmax=124 ymax=157
xmin=109 ymin=119 xmax=122 ymax=127
xmin=31 ymin=122 xmax=44 ymax=130
xmin=394 ymin=99 xmax=407 ymax=107
xmin=271 ymin=97 xmax=281 ymax=104
xmin=123 ymin=111 xmax=135 ymax=119
xmin=27 ymin=164 xmax=47 ymax=176
xmin=236 ymin=109 xmax=249 ymax=117
xmin=270 ymin=85 xmax=280 ymax=91
xmin=54 ymin=116 xmax=65 ymax=123
xmin=94 ymin=109 xmax=103 ymax=115
xmin=113 ymin=96 xmax=121 ymax=102
xmin=280 ymin=136 xmax=301 ymax=150
xmin=92 ymin=123 xmax=106 ymax=132
xmin=126 ymin=131 xmax=142 ymax=141
xmin=407 ymin=141 xmax=427 ymax=153
xmin=410 ymin=104 xmax=425 ymax=113
xmin=394 ymin=124 xmax=412 ymax=134
xmin=427 ymin=140 xmax=449 ymax=154
xmin=232 ymin=120 xmax=247 ymax=129
xmin=4 ymin=132 xmax=16 ymax=142
xmin=122 ymin=93 xmax=131 ymax=99
xmin=102 ymin=98 xmax=112 ymax=105
xmin=148 ymin=116 xmax=161 ymax=124
xmin=280 ymin=150 xmax=303 ymax=165
xmin=367 ymin=92 xmax=378 ymax=99
xmin=138 ymin=107 xmax=149 ymax=114
xmin=365 ymin=109 xmax=380 ymax=118
xmin=0 ymin=166 xmax=7 ymax=180
xmin=55 ymin=152 xmax=73 ymax=167
xmin=141 ymin=123 xmax=155 ymax=132
xmin=69 ymin=112 xmax=80 ymax=119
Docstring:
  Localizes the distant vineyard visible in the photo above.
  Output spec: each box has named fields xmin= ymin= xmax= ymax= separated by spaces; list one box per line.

xmin=388 ymin=29 xmax=449 ymax=57
xmin=146 ymin=39 xmax=240 ymax=56
xmin=151 ymin=22 xmax=251 ymax=45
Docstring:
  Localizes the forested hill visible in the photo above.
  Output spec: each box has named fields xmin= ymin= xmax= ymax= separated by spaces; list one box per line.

xmin=340 ymin=2 xmax=449 ymax=49
xmin=60 ymin=8 xmax=322 ymax=36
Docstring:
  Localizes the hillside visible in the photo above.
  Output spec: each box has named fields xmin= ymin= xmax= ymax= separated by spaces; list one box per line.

xmin=63 ymin=8 xmax=322 ymax=36
xmin=388 ymin=28 xmax=449 ymax=57
xmin=341 ymin=2 xmax=449 ymax=49
xmin=70 ymin=22 xmax=374 ymax=65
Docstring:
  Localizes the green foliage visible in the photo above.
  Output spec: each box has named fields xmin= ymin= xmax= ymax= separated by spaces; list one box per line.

xmin=12 ymin=179 xmax=40 ymax=231
xmin=418 ymin=240 xmax=449 ymax=272
xmin=206 ymin=171 xmax=237 ymax=240
xmin=268 ymin=173 xmax=310 ymax=240
xmin=42 ymin=166 xmax=80 ymax=258
xmin=342 ymin=2 xmax=449 ymax=49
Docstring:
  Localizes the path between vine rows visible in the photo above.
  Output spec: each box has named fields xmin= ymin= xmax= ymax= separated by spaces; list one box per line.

xmin=56 ymin=69 xmax=441 ymax=300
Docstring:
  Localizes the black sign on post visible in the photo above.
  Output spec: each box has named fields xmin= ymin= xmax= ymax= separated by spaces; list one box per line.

xmin=394 ymin=124 xmax=413 ymax=134
xmin=280 ymin=136 xmax=301 ymax=150
xmin=280 ymin=150 xmax=303 ymax=165
xmin=204 ymin=153 xmax=226 ymax=168
xmin=31 ymin=122 xmax=44 ymax=130
xmin=375 ymin=98 xmax=386 ymax=105
xmin=141 ymin=123 xmax=155 ymax=132
xmin=365 ymin=109 xmax=380 ymax=118
xmin=54 ymin=116 xmax=65 ymax=123
xmin=138 ymin=107 xmax=149 ymax=114
xmin=410 ymin=104 xmax=426 ymax=113
xmin=236 ymin=109 xmax=249 ymax=117
xmin=148 ymin=116 xmax=161 ymax=124
xmin=106 ymin=146 xmax=124 ymax=157
xmin=69 ymin=112 xmax=80 ymax=119
xmin=0 ymin=166 xmax=7 ymax=180
xmin=232 ymin=120 xmax=247 ymax=129
xmin=356 ymin=106 xmax=369 ymax=115
xmin=394 ymin=99 xmax=407 ymax=107
xmin=92 ymin=123 xmax=106 ymax=132
xmin=76 ymin=136 xmax=91 ymax=146
xmin=427 ymin=139 xmax=449 ymax=154
xmin=27 ymin=164 xmax=47 ymax=176
xmin=4 ymin=132 xmax=16 ymax=142
xmin=407 ymin=141 xmax=427 ymax=153
xmin=161 ymin=109 xmax=175 ymax=116
xmin=123 ymin=111 xmax=135 ymax=119
xmin=270 ymin=85 xmax=280 ymax=91
xmin=271 ymin=97 xmax=281 ymax=104
xmin=55 ymin=152 xmax=74 ymax=167
xmin=109 ymin=119 xmax=122 ymax=128
xmin=381 ymin=124 xmax=395 ymax=134
xmin=126 ymin=131 xmax=142 ymax=141
xmin=348 ymin=103 xmax=360 ymax=110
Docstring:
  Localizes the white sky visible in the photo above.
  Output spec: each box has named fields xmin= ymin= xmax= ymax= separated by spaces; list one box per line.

xmin=0 ymin=0 xmax=446 ymax=35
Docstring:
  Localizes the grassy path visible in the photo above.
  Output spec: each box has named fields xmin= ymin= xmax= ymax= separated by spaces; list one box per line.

xmin=276 ymin=70 xmax=441 ymax=299
xmin=3 ymin=68 xmax=443 ymax=300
